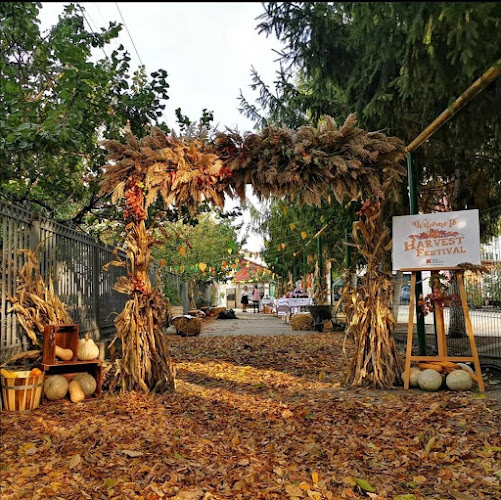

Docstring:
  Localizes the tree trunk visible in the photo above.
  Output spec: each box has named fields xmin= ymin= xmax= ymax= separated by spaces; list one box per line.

xmin=392 ymin=270 xmax=403 ymax=323
xmin=188 ymin=279 xmax=197 ymax=310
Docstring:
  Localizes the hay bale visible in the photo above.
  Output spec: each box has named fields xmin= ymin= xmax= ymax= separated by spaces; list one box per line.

xmin=172 ymin=317 xmax=202 ymax=337
xmin=290 ymin=313 xmax=314 ymax=331
xmin=211 ymin=307 xmax=226 ymax=317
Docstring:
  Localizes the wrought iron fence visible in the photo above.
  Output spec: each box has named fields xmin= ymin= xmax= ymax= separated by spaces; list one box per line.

xmin=0 ymin=201 xmax=128 ymax=360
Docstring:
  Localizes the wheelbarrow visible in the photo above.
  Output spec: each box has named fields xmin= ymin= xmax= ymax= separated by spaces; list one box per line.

xmin=306 ymin=305 xmax=333 ymax=332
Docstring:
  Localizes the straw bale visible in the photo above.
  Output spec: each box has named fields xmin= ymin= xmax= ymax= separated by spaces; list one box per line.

xmin=290 ymin=313 xmax=314 ymax=331
xmin=172 ymin=317 xmax=202 ymax=337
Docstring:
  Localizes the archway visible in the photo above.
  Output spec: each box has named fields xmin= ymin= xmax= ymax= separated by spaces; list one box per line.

xmin=100 ymin=114 xmax=407 ymax=392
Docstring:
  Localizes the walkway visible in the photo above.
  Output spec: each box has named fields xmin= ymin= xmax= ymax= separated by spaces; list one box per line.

xmin=201 ymin=309 xmax=303 ymax=337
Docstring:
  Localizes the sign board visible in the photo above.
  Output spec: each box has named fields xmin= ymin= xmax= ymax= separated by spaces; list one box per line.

xmin=392 ymin=209 xmax=481 ymax=271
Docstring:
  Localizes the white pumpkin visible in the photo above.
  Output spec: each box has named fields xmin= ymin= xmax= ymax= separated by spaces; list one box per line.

xmin=418 ymin=369 xmax=443 ymax=391
xmin=77 ymin=333 xmax=100 ymax=360
xmin=457 ymin=363 xmax=475 ymax=377
xmin=446 ymin=370 xmax=473 ymax=391
xmin=406 ymin=367 xmax=421 ymax=387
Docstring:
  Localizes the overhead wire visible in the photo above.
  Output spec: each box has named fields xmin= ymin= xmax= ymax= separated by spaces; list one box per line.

xmin=114 ymin=2 xmax=144 ymax=67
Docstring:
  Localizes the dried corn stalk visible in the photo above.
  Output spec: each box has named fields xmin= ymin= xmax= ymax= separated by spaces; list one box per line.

xmin=7 ymin=246 xmax=72 ymax=344
xmin=343 ymin=200 xmax=401 ymax=388
xmin=100 ymin=115 xmax=406 ymax=392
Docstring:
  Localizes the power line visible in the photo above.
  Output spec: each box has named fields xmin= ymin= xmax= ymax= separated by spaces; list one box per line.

xmin=77 ymin=4 xmax=109 ymax=60
xmin=114 ymin=2 xmax=144 ymax=67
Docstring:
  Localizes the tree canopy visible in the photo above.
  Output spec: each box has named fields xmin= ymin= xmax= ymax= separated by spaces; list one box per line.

xmin=0 ymin=2 xmax=169 ymax=221
xmin=240 ymin=2 xmax=501 ymax=238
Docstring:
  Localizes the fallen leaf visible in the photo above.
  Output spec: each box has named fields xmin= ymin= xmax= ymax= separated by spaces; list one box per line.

xmin=285 ymin=484 xmax=304 ymax=497
xmin=121 ymin=450 xmax=144 ymax=458
xmin=176 ymin=488 xmax=204 ymax=499
xmin=67 ymin=454 xmax=81 ymax=469
xmin=412 ymin=475 xmax=427 ymax=484
xmin=394 ymin=495 xmax=416 ymax=500
xmin=282 ymin=409 xmax=294 ymax=418
xmin=237 ymin=458 xmax=249 ymax=466
xmin=425 ymin=436 xmax=437 ymax=452
xmin=355 ymin=478 xmax=376 ymax=493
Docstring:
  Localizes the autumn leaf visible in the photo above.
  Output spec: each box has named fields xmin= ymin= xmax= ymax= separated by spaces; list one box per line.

xmin=67 ymin=454 xmax=81 ymax=468
xmin=356 ymin=478 xmax=376 ymax=492
xmin=121 ymin=450 xmax=144 ymax=458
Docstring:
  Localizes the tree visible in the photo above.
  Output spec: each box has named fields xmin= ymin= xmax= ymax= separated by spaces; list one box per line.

xmin=152 ymin=213 xmax=243 ymax=309
xmin=0 ymin=2 xmax=170 ymax=221
xmin=243 ymin=1 xmax=501 ymax=339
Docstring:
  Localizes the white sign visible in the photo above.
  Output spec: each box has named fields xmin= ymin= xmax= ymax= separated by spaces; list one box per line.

xmin=392 ymin=209 xmax=481 ymax=271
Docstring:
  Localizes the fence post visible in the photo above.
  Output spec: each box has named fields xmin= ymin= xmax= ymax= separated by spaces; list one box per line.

xmin=93 ymin=244 xmax=101 ymax=339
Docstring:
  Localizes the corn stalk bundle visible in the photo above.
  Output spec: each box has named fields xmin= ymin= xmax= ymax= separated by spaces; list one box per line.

xmin=343 ymin=201 xmax=401 ymax=388
xmin=172 ymin=317 xmax=202 ymax=337
xmin=7 ymin=246 xmax=72 ymax=344
xmin=100 ymin=114 xmax=406 ymax=392
xmin=290 ymin=313 xmax=314 ymax=331
xmin=211 ymin=114 xmax=406 ymax=207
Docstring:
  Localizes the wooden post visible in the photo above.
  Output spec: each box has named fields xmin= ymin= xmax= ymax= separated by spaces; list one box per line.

xmin=403 ymin=268 xmax=485 ymax=392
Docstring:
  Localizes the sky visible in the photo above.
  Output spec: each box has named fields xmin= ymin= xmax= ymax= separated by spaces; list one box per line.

xmin=38 ymin=2 xmax=284 ymax=254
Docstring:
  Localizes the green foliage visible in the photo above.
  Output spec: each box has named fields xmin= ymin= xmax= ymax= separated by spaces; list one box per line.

xmin=0 ymin=2 xmax=170 ymax=220
xmin=153 ymin=212 xmax=244 ymax=285
xmin=243 ymin=2 xmax=501 ymax=237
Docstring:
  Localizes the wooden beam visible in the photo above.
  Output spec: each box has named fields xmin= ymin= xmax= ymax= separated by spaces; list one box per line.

xmin=406 ymin=58 xmax=501 ymax=153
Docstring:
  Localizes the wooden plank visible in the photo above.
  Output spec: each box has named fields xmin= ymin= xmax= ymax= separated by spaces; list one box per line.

xmin=403 ymin=272 xmax=417 ymax=389
xmin=457 ymin=271 xmax=485 ymax=393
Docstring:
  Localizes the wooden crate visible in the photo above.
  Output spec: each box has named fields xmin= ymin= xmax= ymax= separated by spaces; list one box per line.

xmin=39 ymin=360 xmax=102 ymax=405
xmin=1 ymin=371 xmax=44 ymax=411
xmin=43 ymin=324 xmax=79 ymax=364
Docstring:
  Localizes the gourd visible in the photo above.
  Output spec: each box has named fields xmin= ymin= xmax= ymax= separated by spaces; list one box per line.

xmin=68 ymin=380 xmax=86 ymax=403
xmin=457 ymin=363 xmax=478 ymax=383
xmin=72 ymin=373 xmax=97 ymax=397
xmin=55 ymin=345 xmax=73 ymax=361
xmin=29 ymin=368 xmax=42 ymax=377
xmin=77 ymin=334 xmax=99 ymax=360
xmin=446 ymin=370 xmax=473 ymax=391
xmin=418 ymin=369 xmax=443 ymax=391
xmin=1 ymin=368 xmax=18 ymax=379
xmin=44 ymin=375 xmax=69 ymax=400
xmin=409 ymin=367 xmax=421 ymax=387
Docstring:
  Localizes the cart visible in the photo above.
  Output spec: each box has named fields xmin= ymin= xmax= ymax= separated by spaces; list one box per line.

xmin=306 ymin=305 xmax=333 ymax=332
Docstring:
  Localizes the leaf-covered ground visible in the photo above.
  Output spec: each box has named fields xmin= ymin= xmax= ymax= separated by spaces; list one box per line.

xmin=1 ymin=332 xmax=500 ymax=500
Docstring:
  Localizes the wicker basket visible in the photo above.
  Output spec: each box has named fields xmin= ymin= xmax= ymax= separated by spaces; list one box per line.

xmin=1 ymin=371 xmax=44 ymax=411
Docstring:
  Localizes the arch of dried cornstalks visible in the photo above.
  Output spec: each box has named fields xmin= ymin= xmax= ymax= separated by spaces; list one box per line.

xmin=100 ymin=114 xmax=406 ymax=392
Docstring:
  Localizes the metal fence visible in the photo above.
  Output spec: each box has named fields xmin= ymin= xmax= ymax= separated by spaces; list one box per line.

xmin=1 ymin=200 xmax=127 ymax=360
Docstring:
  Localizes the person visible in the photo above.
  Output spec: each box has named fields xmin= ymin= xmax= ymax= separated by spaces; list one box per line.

xmin=251 ymin=285 xmax=261 ymax=313
xmin=240 ymin=286 xmax=249 ymax=312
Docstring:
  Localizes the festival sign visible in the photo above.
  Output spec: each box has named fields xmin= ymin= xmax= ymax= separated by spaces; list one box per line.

xmin=392 ymin=209 xmax=481 ymax=271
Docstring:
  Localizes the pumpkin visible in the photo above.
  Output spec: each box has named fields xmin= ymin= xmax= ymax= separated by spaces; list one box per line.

xmin=446 ymin=370 xmax=473 ymax=391
xmin=55 ymin=345 xmax=73 ymax=361
xmin=417 ymin=369 xmax=443 ymax=391
xmin=44 ymin=375 xmax=69 ymax=400
xmin=409 ymin=367 xmax=421 ymax=387
xmin=29 ymin=368 xmax=42 ymax=377
xmin=72 ymin=373 xmax=97 ymax=397
xmin=69 ymin=380 xmax=86 ymax=403
xmin=77 ymin=333 xmax=99 ymax=360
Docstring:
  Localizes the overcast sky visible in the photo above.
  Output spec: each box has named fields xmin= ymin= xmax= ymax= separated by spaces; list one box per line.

xmin=38 ymin=2 xmax=285 ymax=254
xmin=38 ymin=2 xmax=283 ymax=133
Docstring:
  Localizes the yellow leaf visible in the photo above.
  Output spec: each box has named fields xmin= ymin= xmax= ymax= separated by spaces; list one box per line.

xmin=301 ymin=232 xmax=308 ymax=239
xmin=425 ymin=436 xmax=436 ymax=452
xmin=178 ymin=246 xmax=186 ymax=256
xmin=299 ymin=481 xmax=310 ymax=490
xmin=67 ymin=454 xmax=81 ymax=468
xmin=285 ymin=484 xmax=303 ymax=497
xmin=198 ymin=262 xmax=207 ymax=272
xmin=180 ymin=265 xmax=185 ymax=273
xmin=412 ymin=475 xmax=427 ymax=484
xmin=311 ymin=472 xmax=319 ymax=484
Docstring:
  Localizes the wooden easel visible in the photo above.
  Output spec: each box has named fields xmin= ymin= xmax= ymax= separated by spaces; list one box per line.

xmin=403 ymin=267 xmax=485 ymax=392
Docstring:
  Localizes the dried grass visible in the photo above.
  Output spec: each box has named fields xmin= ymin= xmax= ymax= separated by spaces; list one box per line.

xmin=172 ymin=317 xmax=202 ymax=337
xmin=290 ymin=313 xmax=314 ymax=331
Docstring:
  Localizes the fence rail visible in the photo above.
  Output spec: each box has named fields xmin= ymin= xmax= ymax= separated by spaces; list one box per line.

xmin=1 ymin=200 xmax=128 ymax=361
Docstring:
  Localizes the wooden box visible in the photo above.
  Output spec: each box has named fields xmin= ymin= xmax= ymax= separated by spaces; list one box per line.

xmin=39 ymin=360 xmax=102 ymax=405
xmin=42 ymin=324 xmax=79 ymax=364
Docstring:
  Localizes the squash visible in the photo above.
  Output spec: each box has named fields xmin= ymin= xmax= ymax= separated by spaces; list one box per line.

xmin=417 ymin=369 xmax=443 ymax=391
xmin=44 ymin=375 xmax=69 ymax=400
xmin=77 ymin=333 xmax=99 ymax=360
xmin=1 ymin=368 xmax=18 ymax=379
xmin=457 ymin=363 xmax=479 ymax=383
xmin=68 ymin=380 xmax=86 ymax=403
xmin=55 ymin=345 xmax=73 ymax=361
xmin=446 ymin=370 xmax=473 ymax=391
xmin=72 ymin=373 xmax=97 ymax=397
xmin=409 ymin=367 xmax=421 ymax=387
